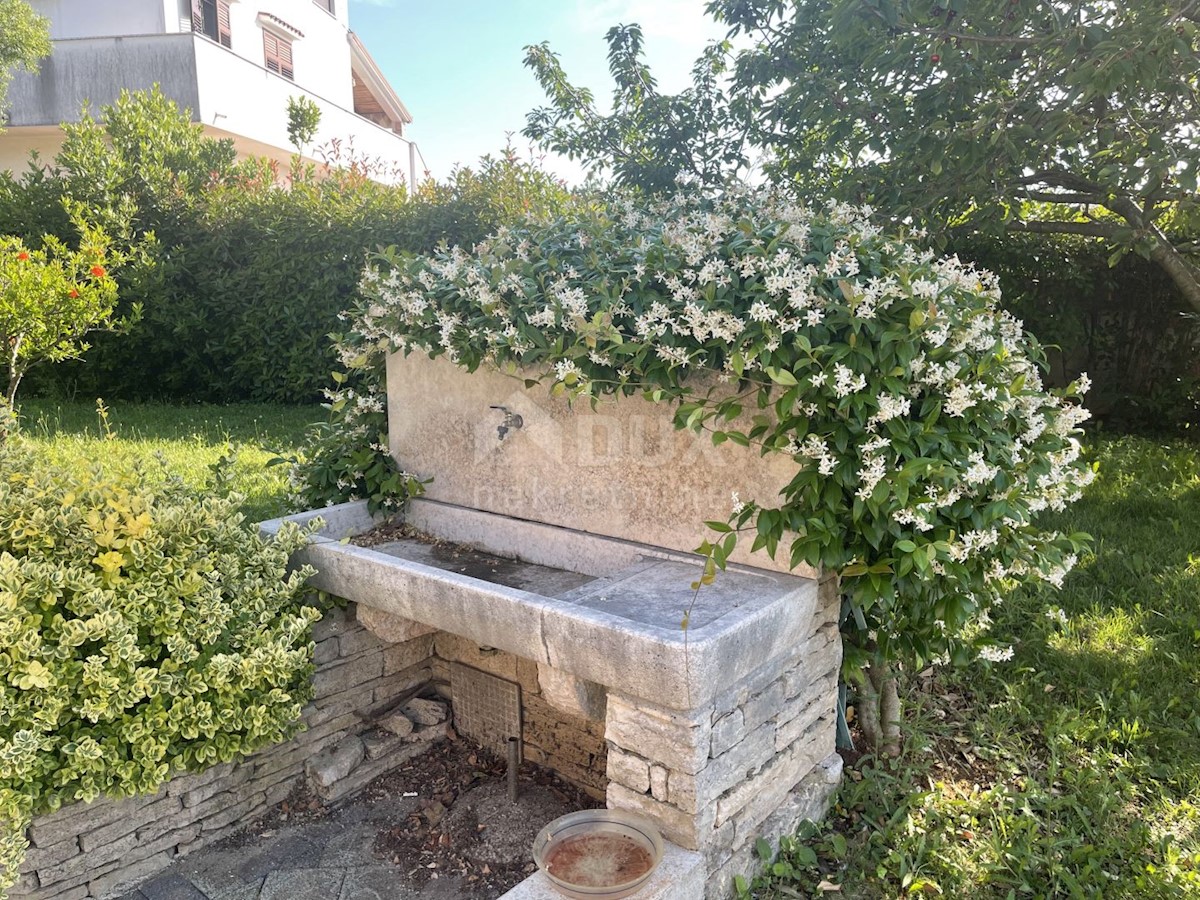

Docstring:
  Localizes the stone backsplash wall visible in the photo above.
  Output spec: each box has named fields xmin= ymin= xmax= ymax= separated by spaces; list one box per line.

xmin=13 ymin=605 xmax=437 ymax=900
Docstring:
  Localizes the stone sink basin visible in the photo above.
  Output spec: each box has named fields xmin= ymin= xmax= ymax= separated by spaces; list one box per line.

xmin=260 ymin=499 xmax=818 ymax=711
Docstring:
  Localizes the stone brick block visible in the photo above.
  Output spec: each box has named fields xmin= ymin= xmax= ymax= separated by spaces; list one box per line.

xmin=133 ymin=809 xmax=197 ymax=848
xmin=265 ymin=777 xmax=299 ymax=809
xmin=368 ymin=665 xmax=432 ymax=708
xmin=775 ymin=690 xmax=836 ymax=752
xmin=251 ymin=714 xmax=358 ymax=780
xmin=538 ymin=664 xmax=607 ymax=721
xmin=37 ymin=827 xmax=139 ymax=885
xmin=19 ymin=837 xmax=78 ymax=874
xmin=750 ymin=752 xmax=842 ymax=856
xmin=309 ymin=684 xmax=365 ymax=719
xmin=181 ymin=763 xmax=252 ymax=809
xmin=310 ymin=604 xmax=351 ymax=642
xmin=245 ymin=758 xmax=305 ymax=798
xmin=706 ymin=843 xmax=759 ymax=900
xmin=87 ymin=850 xmax=175 ymax=899
xmin=605 ymin=694 xmax=711 ymax=775
xmin=11 ymin=871 xmax=38 ymax=893
xmin=313 ymin=636 xmax=340 ymax=666
xmin=650 ymin=765 xmax=669 ymax=802
xmin=356 ymin=605 xmax=438 ymax=643
xmin=434 ymin=633 xmax=518 ymax=679
xmin=382 ymin=634 xmax=435 ymax=675
xmin=779 ymin=662 xmax=837 ymax=718
xmin=338 ymin=624 xmax=389 ymax=658
xmin=199 ymin=791 xmax=268 ymax=836
xmin=165 ymin=763 xmax=235 ymax=801
xmin=311 ymin=651 xmax=383 ymax=697
xmin=710 ymin=709 xmax=745 ymax=757
xmin=27 ymin=792 xmax=148 ymax=848
xmin=317 ymin=741 xmax=433 ymax=803
xmin=722 ymin=721 xmax=831 ymax=840
xmin=668 ymin=722 xmax=777 ymax=813
xmin=516 ymin=656 xmax=541 ymax=695
xmin=607 ymin=783 xmax=709 ymax=851
xmin=606 ymin=747 xmax=650 ymax=794
xmin=188 ymin=782 xmax=263 ymax=826
xmin=742 ymin=680 xmax=788 ymax=736
xmin=12 ymin=881 xmax=88 ymax=900
xmin=306 ymin=736 xmax=365 ymax=788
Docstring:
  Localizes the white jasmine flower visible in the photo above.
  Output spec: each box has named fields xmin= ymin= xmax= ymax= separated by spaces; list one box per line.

xmin=978 ymin=645 xmax=1015 ymax=663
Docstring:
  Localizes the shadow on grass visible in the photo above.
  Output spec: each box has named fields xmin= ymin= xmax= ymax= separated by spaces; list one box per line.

xmin=17 ymin=400 xmax=322 ymax=446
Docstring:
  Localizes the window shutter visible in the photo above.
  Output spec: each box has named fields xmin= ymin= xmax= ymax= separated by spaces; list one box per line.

xmin=191 ymin=0 xmax=204 ymax=33
xmin=279 ymin=36 xmax=293 ymax=80
xmin=263 ymin=30 xmax=294 ymax=80
xmin=217 ymin=0 xmax=231 ymax=47
xmin=263 ymin=30 xmax=279 ymax=74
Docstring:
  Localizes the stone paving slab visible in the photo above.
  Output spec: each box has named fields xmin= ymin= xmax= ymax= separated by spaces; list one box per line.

xmin=116 ymin=789 xmax=435 ymax=900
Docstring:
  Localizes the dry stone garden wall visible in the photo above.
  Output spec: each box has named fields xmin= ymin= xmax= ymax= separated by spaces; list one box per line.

xmin=12 ymin=604 xmax=439 ymax=900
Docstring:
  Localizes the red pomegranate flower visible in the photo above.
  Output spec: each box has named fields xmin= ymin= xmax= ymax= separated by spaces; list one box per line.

xmin=90 ymin=264 xmax=106 ymax=278
xmin=69 ymin=289 xmax=79 ymax=299
xmin=16 ymin=251 xmax=29 ymax=261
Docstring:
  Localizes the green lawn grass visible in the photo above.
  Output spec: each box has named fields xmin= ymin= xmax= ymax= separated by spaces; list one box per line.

xmin=15 ymin=405 xmax=1199 ymax=895
xmin=15 ymin=400 xmax=321 ymax=523
xmin=751 ymin=435 xmax=1200 ymax=898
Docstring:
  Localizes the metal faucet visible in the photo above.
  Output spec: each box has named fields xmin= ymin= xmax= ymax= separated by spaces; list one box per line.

xmin=490 ymin=405 xmax=523 ymax=440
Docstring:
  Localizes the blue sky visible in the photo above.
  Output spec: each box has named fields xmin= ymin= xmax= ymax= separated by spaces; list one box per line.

xmin=346 ymin=0 xmax=727 ymax=182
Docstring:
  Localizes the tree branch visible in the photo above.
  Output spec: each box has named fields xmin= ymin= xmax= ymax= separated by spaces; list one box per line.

xmin=1006 ymin=220 xmax=1120 ymax=238
xmin=913 ymin=26 xmax=1038 ymax=46
xmin=857 ymin=4 xmax=1039 ymax=46
xmin=1022 ymin=191 xmax=1105 ymax=206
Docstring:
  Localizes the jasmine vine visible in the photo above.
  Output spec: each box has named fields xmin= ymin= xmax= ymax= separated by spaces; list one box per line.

xmin=317 ymin=184 xmax=1092 ymax=679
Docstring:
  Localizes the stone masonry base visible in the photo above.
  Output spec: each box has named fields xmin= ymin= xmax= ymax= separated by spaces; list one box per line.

xmin=18 ymin=579 xmax=843 ymax=900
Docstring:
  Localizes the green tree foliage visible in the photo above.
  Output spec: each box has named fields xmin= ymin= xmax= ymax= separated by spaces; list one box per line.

xmin=286 ymin=95 xmax=321 ymax=153
xmin=711 ymin=0 xmax=1200 ymax=311
xmin=524 ymin=24 xmax=747 ymax=193
xmin=0 ymin=0 xmax=49 ymax=122
xmin=0 ymin=429 xmax=320 ymax=894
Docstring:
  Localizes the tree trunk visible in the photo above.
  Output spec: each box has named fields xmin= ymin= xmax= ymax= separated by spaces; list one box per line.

xmin=1108 ymin=196 xmax=1200 ymax=315
xmin=856 ymin=660 xmax=901 ymax=756
xmin=1146 ymin=236 xmax=1200 ymax=315
xmin=5 ymin=372 xmax=21 ymax=408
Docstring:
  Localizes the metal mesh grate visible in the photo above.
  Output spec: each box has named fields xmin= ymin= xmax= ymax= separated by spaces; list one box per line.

xmin=449 ymin=662 xmax=523 ymax=757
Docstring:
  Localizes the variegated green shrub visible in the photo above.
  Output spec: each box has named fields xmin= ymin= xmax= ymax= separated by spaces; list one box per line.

xmin=0 ymin=430 xmax=319 ymax=895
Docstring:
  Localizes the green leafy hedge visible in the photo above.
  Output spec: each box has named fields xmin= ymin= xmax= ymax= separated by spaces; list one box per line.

xmin=0 ymin=88 xmax=575 ymax=404
xmin=0 ymin=425 xmax=319 ymax=894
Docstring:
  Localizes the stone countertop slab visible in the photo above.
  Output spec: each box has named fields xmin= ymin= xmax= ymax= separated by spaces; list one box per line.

xmin=261 ymin=500 xmax=817 ymax=710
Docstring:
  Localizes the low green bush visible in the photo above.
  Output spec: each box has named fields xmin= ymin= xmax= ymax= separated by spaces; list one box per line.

xmin=0 ymin=421 xmax=319 ymax=894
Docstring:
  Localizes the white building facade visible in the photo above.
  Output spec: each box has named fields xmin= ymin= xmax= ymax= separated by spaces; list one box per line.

xmin=0 ymin=0 xmax=420 ymax=185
